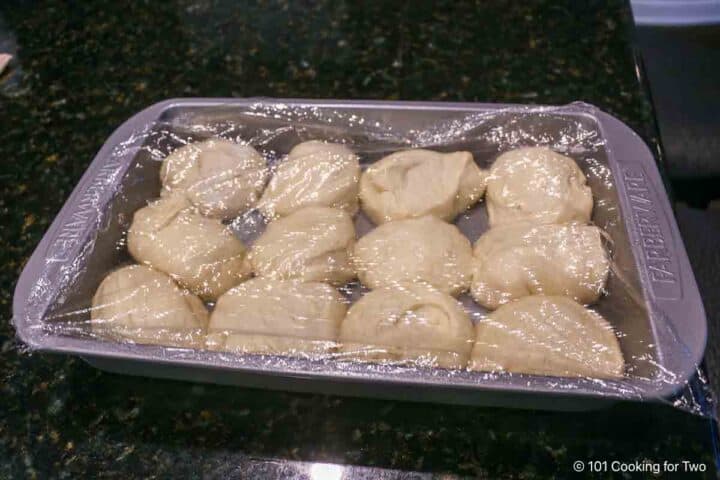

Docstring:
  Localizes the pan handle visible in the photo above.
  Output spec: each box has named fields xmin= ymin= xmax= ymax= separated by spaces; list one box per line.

xmin=597 ymin=110 xmax=707 ymax=397
xmin=11 ymin=100 xmax=175 ymax=347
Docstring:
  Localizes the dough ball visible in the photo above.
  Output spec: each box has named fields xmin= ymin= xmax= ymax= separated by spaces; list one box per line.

xmin=249 ymin=206 xmax=356 ymax=285
xmin=471 ymin=222 xmax=609 ymax=309
xmin=353 ymin=215 xmax=472 ymax=295
xmin=128 ymin=195 xmax=251 ymax=301
xmin=486 ymin=147 xmax=592 ymax=226
xmin=91 ymin=265 xmax=208 ymax=348
xmin=207 ymin=278 xmax=346 ymax=355
xmin=469 ymin=295 xmax=624 ymax=378
xmin=339 ymin=283 xmax=474 ymax=368
xmin=160 ymin=138 xmax=268 ymax=219
xmin=359 ymin=149 xmax=486 ymax=224
xmin=258 ymin=141 xmax=360 ymax=218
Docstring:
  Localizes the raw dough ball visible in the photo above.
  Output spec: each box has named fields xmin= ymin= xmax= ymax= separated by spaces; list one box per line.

xmin=470 ymin=222 xmax=609 ymax=309
xmin=469 ymin=295 xmax=624 ymax=378
xmin=258 ymin=141 xmax=360 ymax=218
xmin=128 ymin=195 xmax=251 ymax=301
xmin=160 ymin=138 xmax=268 ymax=219
xmin=359 ymin=149 xmax=486 ymax=224
xmin=91 ymin=265 xmax=208 ymax=348
xmin=207 ymin=278 xmax=346 ymax=355
xmin=486 ymin=147 xmax=592 ymax=226
xmin=353 ymin=215 xmax=473 ymax=295
xmin=249 ymin=206 xmax=356 ymax=285
xmin=339 ymin=283 xmax=474 ymax=368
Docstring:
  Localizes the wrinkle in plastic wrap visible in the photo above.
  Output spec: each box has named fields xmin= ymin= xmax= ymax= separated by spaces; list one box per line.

xmin=13 ymin=100 xmax=712 ymax=416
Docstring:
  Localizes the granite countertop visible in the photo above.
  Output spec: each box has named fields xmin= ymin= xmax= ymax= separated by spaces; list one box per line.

xmin=0 ymin=1 xmax=716 ymax=478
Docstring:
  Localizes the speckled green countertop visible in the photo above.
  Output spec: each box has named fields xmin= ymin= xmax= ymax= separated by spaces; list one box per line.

xmin=0 ymin=1 xmax=716 ymax=478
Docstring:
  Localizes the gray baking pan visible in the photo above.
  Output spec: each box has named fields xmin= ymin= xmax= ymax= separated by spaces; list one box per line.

xmin=12 ymin=99 xmax=707 ymax=411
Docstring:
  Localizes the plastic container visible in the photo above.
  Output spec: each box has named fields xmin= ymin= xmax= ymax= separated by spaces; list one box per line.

xmin=12 ymin=99 xmax=707 ymax=411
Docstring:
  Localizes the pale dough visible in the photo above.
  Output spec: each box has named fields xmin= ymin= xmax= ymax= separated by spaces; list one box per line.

xmin=207 ymin=278 xmax=346 ymax=355
xmin=91 ymin=265 xmax=208 ymax=348
xmin=469 ymin=295 xmax=624 ymax=378
xmin=127 ymin=195 xmax=251 ymax=301
xmin=160 ymin=138 xmax=268 ymax=219
xmin=470 ymin=222 xmax=609 ymax=309
xmin=339 ymin=283 xmax=474 ymax=368
xmin=359 ymin=149 xmax=486 ymax=224
xmin=352 ymin=215 xmax=473 ymax=295
xmin=485 ymin=147 xmax=592 ymax=226
xmin=249 ymin=206 xmax=356 ymax=285
xmin=258 ymin=140 xmax=360 ymax=218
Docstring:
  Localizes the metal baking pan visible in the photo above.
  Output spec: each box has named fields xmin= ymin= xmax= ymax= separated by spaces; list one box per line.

xmin=12 ymin=98 xmax=706 ymax=410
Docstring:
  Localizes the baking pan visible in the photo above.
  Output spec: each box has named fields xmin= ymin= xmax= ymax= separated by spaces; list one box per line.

xmin=12 ymin=99 xmax=707 ymax=410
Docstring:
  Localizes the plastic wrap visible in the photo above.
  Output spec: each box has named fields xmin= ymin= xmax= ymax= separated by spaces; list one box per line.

xmin=12 ymin=99 xmax=711 ymax=415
